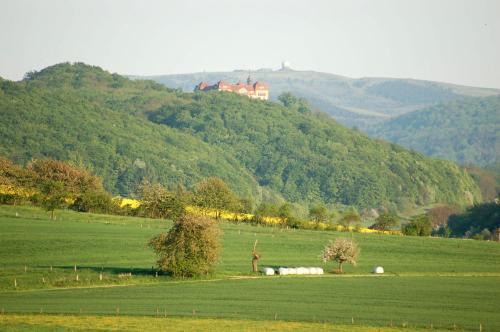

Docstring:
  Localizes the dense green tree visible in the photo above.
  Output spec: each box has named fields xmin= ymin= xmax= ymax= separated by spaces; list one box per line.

xmin=149 ymin=214 xmax=220 ymax=277
xmin=70 ymin=189 xmax=113 ymax=214
xmin=402 ymin=214 xmax=432 ymax=236
xmin=371 ymin=213 xmax=400 ymax=231
xmin=339 ymin=209 xmax=361 ymax=230
xmin=37 ymin=180 xmax=68 ymax=220
xmin=192 ymin=177 xmax=239 ymax=219
xmin=309 ymin=204 xmax=329 ymax=223
xmin=448 ymin=203 xmax=500 ymax=238
xmin=138 ymin=182 xmax=185 ymax=221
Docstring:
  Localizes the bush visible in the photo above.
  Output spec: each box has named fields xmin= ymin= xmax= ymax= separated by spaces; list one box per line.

xmin=371 ymin=213 xmax=400 ymax=231
xmin=70 ymin=189 xmax=114 ymax=214
xmin=149 ymin=214 xmax=220 ymax=277
xmin=138 ymin=182 xmax=185 ymax=220
xmin=402 ymin=214 xmax=432 ymax=236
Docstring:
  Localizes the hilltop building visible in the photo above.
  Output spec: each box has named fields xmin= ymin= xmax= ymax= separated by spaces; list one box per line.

xmin=195 ymin=76 xmax=269 ymax=100
xmin=280 ymin=60 xmax=291 ymax=71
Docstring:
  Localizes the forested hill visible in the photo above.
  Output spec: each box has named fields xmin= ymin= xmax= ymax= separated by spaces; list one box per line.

xmin=134 ymin=70 xmax=499 ymax=129
xmin=369 ymin=96 xmax=500 ymax=168
xmin=0 ymin=63 xmax=481 ymax=210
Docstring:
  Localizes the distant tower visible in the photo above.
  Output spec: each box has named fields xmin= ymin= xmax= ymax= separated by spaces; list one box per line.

xmin=281 ymin=60 xmax=291 ymax=71
xmin=247 ymin=71 xmax=252 ymax=85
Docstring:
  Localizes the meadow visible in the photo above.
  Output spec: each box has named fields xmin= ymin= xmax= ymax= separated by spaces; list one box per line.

xmin=1 ymin=205 xmax=500 ymax=331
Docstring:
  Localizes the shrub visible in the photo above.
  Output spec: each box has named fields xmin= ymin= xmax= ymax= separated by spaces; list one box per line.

xmin=402 ymin=214 xmax=432 ymax=236
xmin=71 ymin=189 xmax=114 ymax=214
xmin=149 ymin=214 xmax=220 ymax=277
xmin=138 ymin=182 xmax=185 ymax=220
xmin=371 ymin=213 xmax=400 ymax=231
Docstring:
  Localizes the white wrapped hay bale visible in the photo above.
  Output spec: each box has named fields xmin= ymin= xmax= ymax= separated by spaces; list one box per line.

xmin=277 ymin=267 xmax=324 ymax=275
xmin=262 ymin=267 xmax=275 ymax=276
xmin=373 ymin=266 xmax=384 ymax=274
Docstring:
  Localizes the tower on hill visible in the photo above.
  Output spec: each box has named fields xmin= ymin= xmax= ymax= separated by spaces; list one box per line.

xmin=281 ymin=60 xmax=291 ymax=71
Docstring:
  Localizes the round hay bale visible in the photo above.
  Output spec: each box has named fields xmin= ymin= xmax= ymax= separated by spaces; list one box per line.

xmin=373 ymin=266 xmax=384 ymax=274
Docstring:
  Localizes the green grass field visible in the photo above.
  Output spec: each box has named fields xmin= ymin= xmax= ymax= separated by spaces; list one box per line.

xmin=1 ymin=205 xmax=500 ymax=331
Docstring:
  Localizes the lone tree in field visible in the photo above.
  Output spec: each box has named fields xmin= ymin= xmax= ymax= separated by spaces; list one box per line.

xmin=321 ymin=238 xmax=359 ymax=273
xmin=38 ymin=180 xmax=68 ymax=220
xmin=149 ymin=214 xmax=220 ymax=277
xmin=192 ymin=177 xmax=238 ymax=219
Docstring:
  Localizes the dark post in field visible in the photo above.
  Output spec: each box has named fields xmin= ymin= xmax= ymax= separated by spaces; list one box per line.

xmin=252 ymin=240 xmax=260 ymax=273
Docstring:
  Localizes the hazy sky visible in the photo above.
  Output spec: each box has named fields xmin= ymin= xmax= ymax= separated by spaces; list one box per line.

xmin=1 ymin=0 xmax=500 ymax=88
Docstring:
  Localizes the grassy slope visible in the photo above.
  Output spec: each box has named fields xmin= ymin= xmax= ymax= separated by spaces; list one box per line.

xmin=1 ymin=205 xmax=500 ymax=331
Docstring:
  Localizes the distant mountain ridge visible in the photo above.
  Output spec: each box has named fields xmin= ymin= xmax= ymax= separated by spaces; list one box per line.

xmin=133 ymin=69 xmax=500 ymax=129
xmin=369 ymin=95 xmax=500 ymax=167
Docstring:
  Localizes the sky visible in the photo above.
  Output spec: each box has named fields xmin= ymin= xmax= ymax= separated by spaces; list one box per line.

xmin=1 ymin=0 xmax=500 ymax=88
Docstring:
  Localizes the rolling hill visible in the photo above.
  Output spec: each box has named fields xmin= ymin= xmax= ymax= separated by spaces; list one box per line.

xmin=0 ymin=63 xmax=481 ymax=210
xmin=369 ymin=96 xmax=500 ymax=167
xmin=134 ymin=68 xmax=500 ymax=129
